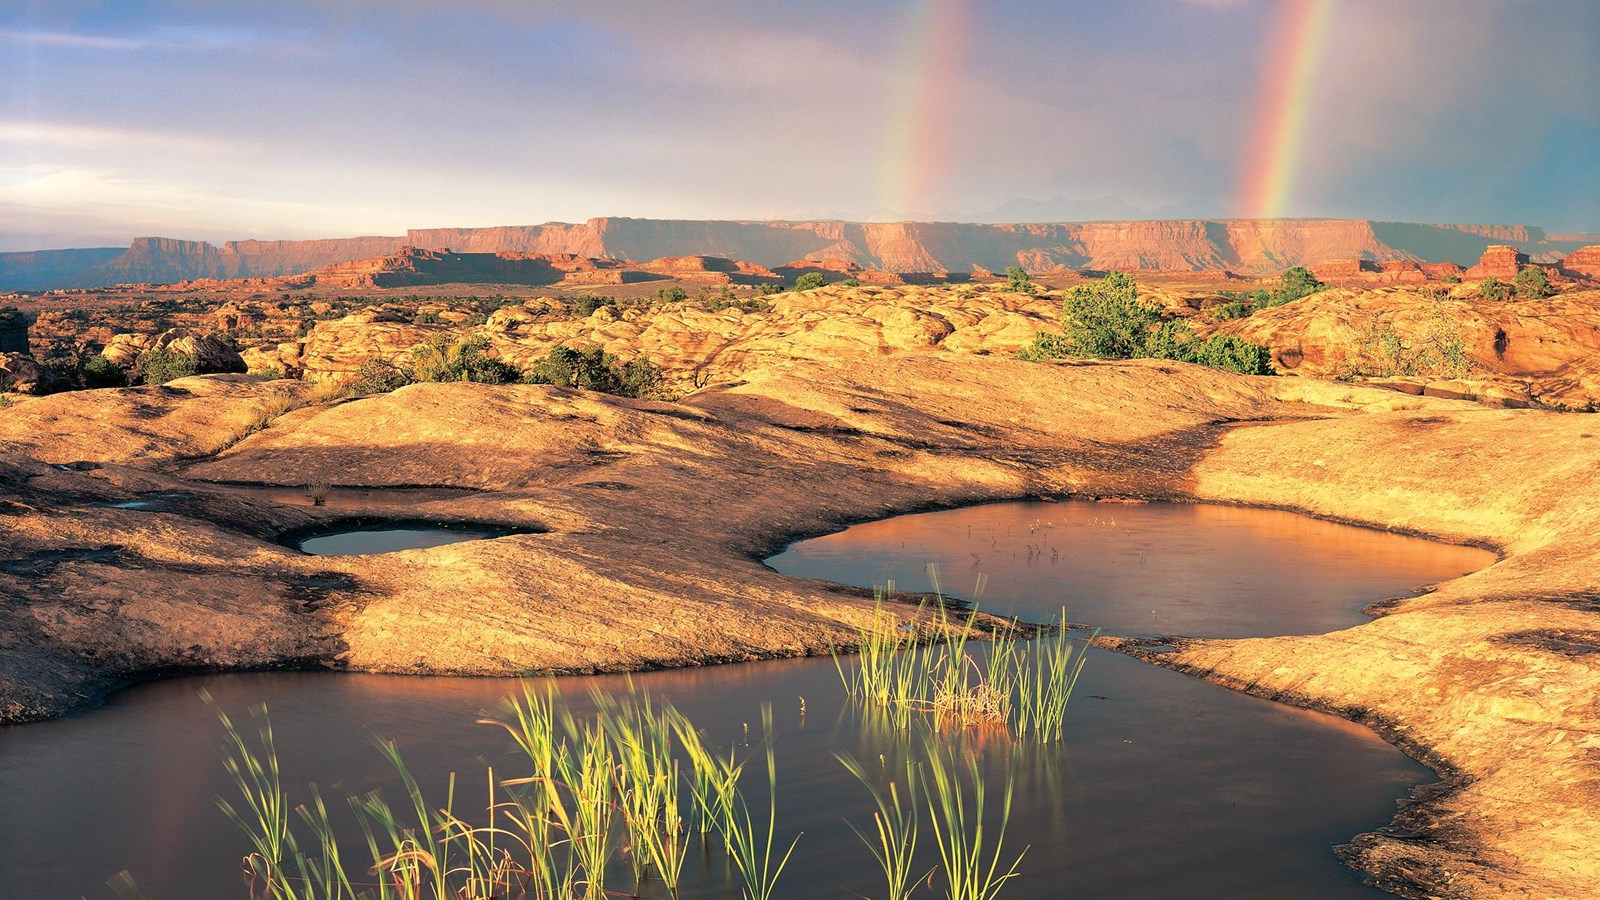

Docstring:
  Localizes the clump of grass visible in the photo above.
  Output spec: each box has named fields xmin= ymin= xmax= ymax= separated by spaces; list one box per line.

xmin=305 ymin=483 xmax=331 ymax=506
xmin=833 ymin=571 xmax=1092 ymax=741
xmin=921 ymin=738 xmax=1025 ymax=900
xmin=838 ymin=752 xmax=924 ymax=900
xmin=1012 ymin=610 xmax=1094 ymax=744
xmin=715 ymin=705 xmax=801 ymax=900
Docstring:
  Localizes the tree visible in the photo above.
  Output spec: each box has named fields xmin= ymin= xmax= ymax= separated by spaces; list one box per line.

xmin=1479 ymin=278 xmax=1512 ymax=302
xmin=1514 ymin=267 xmax=1554 ymax=299
xmin=1004 ymin=266 xmax=1035 ymax=294
xmin=794 ymin=272 xmax=827 ymax=292
xmin=1059 ymin=271 xmax=1156 ymax=358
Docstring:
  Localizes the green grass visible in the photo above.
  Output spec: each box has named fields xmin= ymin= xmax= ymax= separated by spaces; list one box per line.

xmin=205 ymin=624 xmax=1056 ymax=900
xmin=833 ymin=571 xmax=1093 ymax=742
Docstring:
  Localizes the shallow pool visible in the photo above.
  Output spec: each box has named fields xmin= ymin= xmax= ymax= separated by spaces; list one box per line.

xmin=0 ymin=500 xmax=1492 ymax=898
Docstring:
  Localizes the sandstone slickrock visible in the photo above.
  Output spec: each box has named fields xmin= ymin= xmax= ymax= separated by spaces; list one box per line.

xmin=0 ymin=352 xmax=43 ymax=393
xmin=1210 ymin=287 xmax=1600 ymax=408
xmin=102 ymin=328 xmax=248 ymax=379
xmin=0 ymin=356 xmax=1597 ymax=899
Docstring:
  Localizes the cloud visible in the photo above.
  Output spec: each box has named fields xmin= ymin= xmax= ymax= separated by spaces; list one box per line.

xmin=0 ymin=25 xmax=309 ymax=54
xmin=0 ymin=121 xmax=245 ymax=155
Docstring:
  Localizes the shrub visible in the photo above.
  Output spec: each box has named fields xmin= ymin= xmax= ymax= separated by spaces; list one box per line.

xmin=1479 ymin=278 xmax=1512 ymax=302
xmin=840 ymin=277 xmax=861 ymax=288
xmin=1020 ymin=271 xmax=1273 ymax=375
xmin=794 ymin=272 xmax=827 ymax=292
xmin=1275 ymin=266 xmax=1324 ymax=305
xmin=139 ymin=348 xmax=201 ymax=385
xmin=524 ymin=345 xmax=662 ymax=399
xmin=755 ymin=282 xmax=785 ymax=296
xmin=1193 ymin=334 xmax=1274 ymax=375
xmin=656 ymin=286 xmax=688 ymax=304
xmin=1058 ymin=272 xmax=1156 ymax=358
xmin=1210 ymin=298 xmax=1253 ymax=322
xmin=347 ymin=359 xmax=411 ymax=395
xmin=1338 ymin=308 xmax=1470 ymax=379
xmin=1004 ymin=266 xmax=1035 ymax=294
xmin=572 ymin=294 xmax=618 ymax=317
xmin=407 ymin=335 xmax=520 ymax=384
xmin=81 ymin=356 xmax=126 ymax=388
xmin=1514 ymin=267 xmax=1554 ymax=299
xmin=1444 ymin=274 xmax=1462 ymax=284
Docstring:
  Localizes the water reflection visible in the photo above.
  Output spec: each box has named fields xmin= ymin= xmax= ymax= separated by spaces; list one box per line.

xmin=768 ymin=500 xmax=1493 ymax=636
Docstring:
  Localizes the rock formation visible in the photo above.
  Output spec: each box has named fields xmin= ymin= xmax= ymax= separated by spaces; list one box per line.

xmin=1464 ymin=245 xmax=1529 ymax=280
xmin=0 ymin=352 xmax=42 ymax=393
xmin=0 ymin=308 xmax=29 ymax=354
xmin=102 ymin=328 xmax=247 ymax=379
xmin=1210 ymin=286 xmax=1600 ymax=408
xmin=7 ymin=219 xmax=1595 ymax=290
xmin=1560 ymin=245 xmax=1600 ymax=279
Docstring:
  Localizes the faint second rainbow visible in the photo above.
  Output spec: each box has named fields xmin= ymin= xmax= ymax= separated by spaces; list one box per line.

xmin=1238 ymin=0 xmax=1336 ymax=219
xmin=878 ymin=0 xmax=969 ymax=220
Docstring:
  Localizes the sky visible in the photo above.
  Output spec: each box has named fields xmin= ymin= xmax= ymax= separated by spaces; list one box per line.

xmin=0 ymin=0 xmax=1596 ymax=250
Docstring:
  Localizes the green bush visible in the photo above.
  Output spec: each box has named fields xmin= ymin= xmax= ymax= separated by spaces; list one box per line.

xmin=523 ymin=345 xmax=661 ymax=399
xmin=1479 ymin=278 xmax=1512 ymax=302
xmin=754 ymin=282 xmax=784 ymax=296
xmin=1058 ymin=272 xmax=1156 ymax=358
xmin=794 ymin=272 xmax=827 ymax=292
xmin=1193 ymin=335 xmax=1274 ymax=375
xmin=1444 ymin=274 xmax=1462 ymax=284
xmin=1210 ymin=298 xmax=1253 ymax=322
xmin=81 ymin=356 xmax=126 ymax=388
xmin=1211 ymin=268 xmax=1326 ymax=319
xmin=407 ymin=335 xmax=520 ymax=384
xmin=139 ymin=348 xmax=201 ymax=385
xmin=1020 ymin=271 xmax=1273 ymax=375
xmin=1514 ymin=268 xmax=1554 ymax=299
xmin=1004 ymin=266 xmax=1035 ymax=294
xmin=655 ymin=286 xmax=688 ymax=304
xmin=840 ymin=277 xmax=861 ymax=288
xmin=573 ymin=294 xmax=618 ymax=317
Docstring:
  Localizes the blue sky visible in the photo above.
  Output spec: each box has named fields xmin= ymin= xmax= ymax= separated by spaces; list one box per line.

xmin=1 ymin=0 xmax=1596 ymax=249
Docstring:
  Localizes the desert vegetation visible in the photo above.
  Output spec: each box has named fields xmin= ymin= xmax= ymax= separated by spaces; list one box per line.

xmin=1021 ymin=272 xmax=1273 ymax=375
xmin=1335 ymin=308 xmax=1471 ymax=379
xmin=1210 ymin=267 xmax=1327 ymax=321
xmin=201 ymin=617 xmax=1081 ymax=900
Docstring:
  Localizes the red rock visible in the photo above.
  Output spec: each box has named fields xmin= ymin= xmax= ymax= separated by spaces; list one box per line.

xmin=1560 ymin=246 xmax=1600 ymax=279
xmin=1465 ymin=245 xmax=1528 ymax=280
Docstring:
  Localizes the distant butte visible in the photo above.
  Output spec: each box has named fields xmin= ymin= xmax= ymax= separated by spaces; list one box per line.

xmin=4 ymin=217 xmax=1600 ymax=291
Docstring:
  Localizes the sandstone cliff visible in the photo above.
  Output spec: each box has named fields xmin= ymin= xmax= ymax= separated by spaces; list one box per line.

xmin=8 ymin=219 xmax=1593 ymax=290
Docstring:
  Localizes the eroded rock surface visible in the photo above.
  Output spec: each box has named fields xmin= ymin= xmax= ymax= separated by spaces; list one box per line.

xmin=0 ymin=352 xmax=1597 ymax=898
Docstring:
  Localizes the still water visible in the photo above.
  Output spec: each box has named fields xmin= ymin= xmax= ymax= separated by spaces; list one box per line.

xmin=0 ymin=501 xmax=1493 ymax=899
xmin=767 ymin=500 xmax=1493 ymax=637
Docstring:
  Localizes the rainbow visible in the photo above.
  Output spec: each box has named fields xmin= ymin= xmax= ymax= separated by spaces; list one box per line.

xmin=877 ymin=0 xmax=969 ymax=220
xmin=1238 ymin=0 xmax=1336 ymax=219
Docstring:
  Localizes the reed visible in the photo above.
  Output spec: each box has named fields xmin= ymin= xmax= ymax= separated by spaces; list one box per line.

xmin=1010 ymin=610 xmax=1095 ymax=744
xmin=920 ymin=739 xmax=1025 ymax=900
xmin=717 ymin=705 xmax=800 ymax=900
xmin=837 ymin=752 xmax=924 ymax=900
